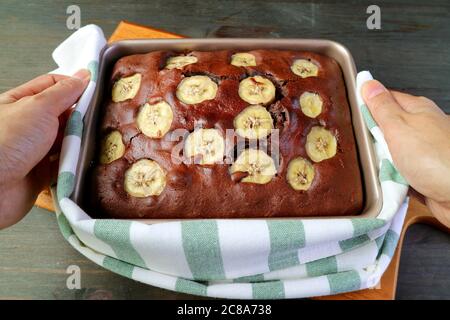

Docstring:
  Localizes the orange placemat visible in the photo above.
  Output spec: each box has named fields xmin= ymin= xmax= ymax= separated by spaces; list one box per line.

xmin=35 ymin=20 xmax=446 ymax=300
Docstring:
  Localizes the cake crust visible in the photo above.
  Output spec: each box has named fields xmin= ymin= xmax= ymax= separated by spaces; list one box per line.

xmin=91 ymin=50 xmax=363 ymax=218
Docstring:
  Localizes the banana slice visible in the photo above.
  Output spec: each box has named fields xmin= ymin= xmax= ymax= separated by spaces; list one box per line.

xmin=112 ymin=73 xmax=142 ymax=102
xmin=230 ymin=53 xmax=257 ymax=67
xmin=230 ymin=149 xmax=276 ymax=184
xmin=99 ymin=130 xmax=125 ymax=164
xmin=306 ymin=126 xmax=337 ymax=162
xmin=286 ymin=157 xmax=315 ymax=191
xmin=124 ymin=159 xmax=166 ymax=197
xmin=165 ymin=55 xmax=198 ymax=70
xmin=300 ymin=92 xmax=323 ymax=118
xmin=184 ymin=128 xmax=225 ymax=165
xmin=238 ymin=76 xmax=276 ymax=105
xmin=176 ymin=75 xmax=218 ymax=104
xmin=291 ymin=59 xmax=319 ymax=78
xmin=233 ymin=105 xmax=274 ymax=139
xmin=136 ymin=101 xmax=173 ymax=138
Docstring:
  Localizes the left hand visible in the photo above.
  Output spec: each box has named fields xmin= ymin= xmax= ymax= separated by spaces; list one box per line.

xmin=0 ymin=69 xmax=90 ymax=229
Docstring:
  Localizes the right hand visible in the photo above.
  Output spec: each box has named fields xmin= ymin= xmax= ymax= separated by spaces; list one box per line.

xmin=362 ymin=80 xmax=450 ymax=228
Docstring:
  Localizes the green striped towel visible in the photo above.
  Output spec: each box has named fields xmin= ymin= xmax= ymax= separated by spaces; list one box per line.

xmin=51 ymin=25 xmax=409 ymax=299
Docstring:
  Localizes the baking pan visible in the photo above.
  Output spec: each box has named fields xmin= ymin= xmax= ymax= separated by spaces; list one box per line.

xmin=72 ymin=38 xmax=382 ymax=222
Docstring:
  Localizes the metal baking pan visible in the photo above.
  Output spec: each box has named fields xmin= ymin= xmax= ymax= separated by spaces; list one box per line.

xmin=72 ymin=38 xmax=382 ymax=221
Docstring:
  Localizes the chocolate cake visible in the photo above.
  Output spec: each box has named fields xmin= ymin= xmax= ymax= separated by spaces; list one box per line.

xmin=91 ymin=49 xmax=363 ymax=218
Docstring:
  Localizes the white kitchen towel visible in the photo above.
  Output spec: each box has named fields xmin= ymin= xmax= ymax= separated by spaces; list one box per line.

xmin=51 ymin=25 xmax=409 ymax=299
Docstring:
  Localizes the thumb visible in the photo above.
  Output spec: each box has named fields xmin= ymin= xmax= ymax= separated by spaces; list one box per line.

xmin=361 ymin=80 xmax=406 ymax=132
xmin=32 ymin=69 xmax=90 ymax=116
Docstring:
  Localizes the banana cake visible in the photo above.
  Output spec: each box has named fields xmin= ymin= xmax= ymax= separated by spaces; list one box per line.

xmin=91 ymin=50 xmax=364 ymax=218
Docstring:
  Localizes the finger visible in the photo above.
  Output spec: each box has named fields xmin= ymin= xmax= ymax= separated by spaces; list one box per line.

xmin=361 ymin=80 xmax=407 ymax=132
xmin=407 ymin=187 xmax=426 ymax=205
xmin=426 ymin=198 xmax=450 ymax=229
xmin=31 ymin=69 xmax=90 ymax=116
xmin=45 ymin=108 xmax=72 ymax=184
xmin=31 ymin=151 xmax=55 ymax=190
xmin=0 ymin=74 xmax=69 ymax=104
xmin=390 ymin=90 xmax=444 ymax=115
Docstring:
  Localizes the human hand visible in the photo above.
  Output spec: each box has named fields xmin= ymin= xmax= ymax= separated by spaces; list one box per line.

xmin=0 ymin=70 xmax=90 ymax=229
xmin=362 ymin=80 xmax=450 ymax=228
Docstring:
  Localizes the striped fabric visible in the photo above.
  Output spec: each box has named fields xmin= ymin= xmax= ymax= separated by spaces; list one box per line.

xmin=51 ymin=26 xmax=409 ymax=299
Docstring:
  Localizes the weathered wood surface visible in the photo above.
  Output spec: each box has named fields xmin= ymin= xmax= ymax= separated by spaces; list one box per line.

xmin=0 ymin=0 xmax=449 ymax=299
xmin=1 ymin=0 xmax=449 ymax=112
xmin=0 ymin=207 xmax=198 ymax=299
xmin=397 ymin=223 xmax=450 ymax=299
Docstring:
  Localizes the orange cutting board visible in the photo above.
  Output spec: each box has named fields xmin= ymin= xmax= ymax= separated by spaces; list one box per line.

xmin=35 ymin=20 xmax=447 ymax=300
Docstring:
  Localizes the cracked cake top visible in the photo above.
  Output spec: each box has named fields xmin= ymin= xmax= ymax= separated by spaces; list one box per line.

xmin=89 ymin=50 xmax=363 ymax=219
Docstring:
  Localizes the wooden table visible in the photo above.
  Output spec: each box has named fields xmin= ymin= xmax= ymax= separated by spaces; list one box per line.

xmin=0 ymin=1 xmax=449 ymax=300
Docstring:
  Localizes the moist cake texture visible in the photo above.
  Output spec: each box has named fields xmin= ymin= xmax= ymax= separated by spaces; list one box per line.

xmin=91 ymin=49 xmax=363 ymax=218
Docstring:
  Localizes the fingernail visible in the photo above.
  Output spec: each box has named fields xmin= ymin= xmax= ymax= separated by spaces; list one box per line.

xmin=363 ymin=80 xmax=387 ymax=100
xmin=72 ymin=69 xmax=91 ymax=81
